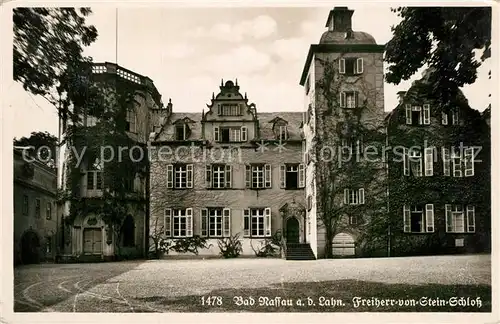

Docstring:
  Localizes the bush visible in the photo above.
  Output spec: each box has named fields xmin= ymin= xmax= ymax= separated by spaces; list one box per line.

xmin=250 ymin=230 xmax=282 ymax=257
xmin=217 ymin=233 xmax=243 ymax=258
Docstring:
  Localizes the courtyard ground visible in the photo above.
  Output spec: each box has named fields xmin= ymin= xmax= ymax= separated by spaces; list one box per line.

xmin=13 ymin=254 xmax=491 ymax=312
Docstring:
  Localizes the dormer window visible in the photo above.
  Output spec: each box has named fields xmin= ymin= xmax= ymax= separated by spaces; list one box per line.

xmin=442 ymin=109 xmax=460 ymax=125
xmin=279 ymin=125 xmax=288 ymax=141
xmin=214 ymin=126 xmax=247 ymax=143
xmin=175 ymin=124 xmax=189 ymax=141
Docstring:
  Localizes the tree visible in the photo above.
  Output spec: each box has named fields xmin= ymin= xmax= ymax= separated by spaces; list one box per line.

xmin=14 ymin=131 xmax=58 ymax=168
xmin=385 ymin=7 xmax=491 ymax=109
xmin=312 ymin=57 xmax=387 ymax=258
xmin=13 ymin=8 xmax=98 ymax=106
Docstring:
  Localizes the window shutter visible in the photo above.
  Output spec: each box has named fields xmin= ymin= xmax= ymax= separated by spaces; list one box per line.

xmin=452 ymin=148 xmax=462 ymax=177
xmin=217 ymin=104 xmax=222 ymax=115
xmin=205 ymin=165 xmax=212 ymax=188
xmin=264 ymin=207 xmax=271 ymax=237
xmin=186 ymin=208 xmax=193 ymax=237
xmin=403 ymin=148 xmax=409 ymax=176
xmin=298 ymin=164 xmax=305 ymax=188
xmin=356 ymin=58 xmax=364 ymax=74
xmin=225 ymin=165 xmax=232 ymax=188
xmin=424 ymin=147 xmax=434 ymax=176
xmin=405 ymin=104 xmax=412 ymax=125
xmin=423 ymin=104 xmax=431 ymax=125
xmin=339 ymin=58 xmax=345 ymax=74
xmin=164 ymin=209 xmax=172 ymax=237
xmin=354 ymin=91 xmax=359 ymax=108
xmin=358 ymin=188 xmax=365 ymax=205
xmin=445 ymin=204 xmax=452 ymax=232
xmin=167 ymin=164 xmax=173 ymax=188
xmin=243 ymin=209 xmax=250 ymax=237
xmin=464 ymin=147 xmax=474 ymax=177
xmin=214 ymin=126 xmax=220 ymax=142
xmin=340 ymin=92 xmax=346 ymax=108
xmin=200 ymin=208 xmax=208 ymax=237
xmin=187 ymin=164 xmax=193 ymax=188
xmin=466 ymin=205 xmax=475 ymax=232
xmin=425 ymin=204 xmax=434 ymax=232
xmin=245 ymin=165 xmax=251 ymax=188
xmin=279 ymin=165 xmax=286 ymax=188
xmin=344 ymin=189 xmax=349 ymax=205
xmin=403 ymin=205 xmax=410 ymax=233
xmin=452 ymin=110 xmax=459 ymax=125
xmin=442 ymin=112 xmax=448 ymax=125
xmin=264 ymin=164 xmax=272 ymax=188
xmin=223 ymin=208 xmax=231 ymax=237
xmin=241 ymin=126 xmax=247 ymax=141
xmin=442 ymin=148 xmax=451 ymax=176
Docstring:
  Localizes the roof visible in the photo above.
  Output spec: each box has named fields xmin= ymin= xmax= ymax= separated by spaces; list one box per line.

xmin=153 ymin=111 xmax=304 ymax=142
xmin=319 ymin=31 xmax=376 ymax=45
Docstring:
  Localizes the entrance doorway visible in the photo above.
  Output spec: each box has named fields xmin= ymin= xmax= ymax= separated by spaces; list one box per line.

xmin=83 ymin=228 xmax=102 ymax=254
xmin=286 ymin=217 xmax=300 ymax=243
xmin=21 ymin=230 xmax=40 ymax=264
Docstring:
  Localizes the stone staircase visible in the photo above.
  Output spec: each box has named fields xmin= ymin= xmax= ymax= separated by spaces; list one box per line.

xmin=285 ymin=243 xmax=316 ymax=260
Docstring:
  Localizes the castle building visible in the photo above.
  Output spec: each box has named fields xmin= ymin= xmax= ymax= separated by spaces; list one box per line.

xmin=55 ymin=7 xmax=490 ymax=261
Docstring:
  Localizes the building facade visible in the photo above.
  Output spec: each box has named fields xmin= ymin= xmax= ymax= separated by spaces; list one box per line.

xmin=14 ymin=148 xmax=58 ymax=265
xmin=149 ymin=80 xmax=308 ymax=257
xmin=57 ymin=62 xmax=162 ymax=261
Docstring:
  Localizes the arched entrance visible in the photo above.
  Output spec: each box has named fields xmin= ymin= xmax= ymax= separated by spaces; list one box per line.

xmin=286 ymin=217 xmax=300 ymax=243
xmin=332 ymin=233 xmax=355 ymax=256
xmin=21 ymin=230 xmax=40 ymax=264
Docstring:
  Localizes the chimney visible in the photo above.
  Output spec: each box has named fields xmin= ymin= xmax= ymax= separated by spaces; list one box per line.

xmin=397 ymin=91 xmax=406 ymax=104
xmin=325 ymin=7 xmax=354 ymax=32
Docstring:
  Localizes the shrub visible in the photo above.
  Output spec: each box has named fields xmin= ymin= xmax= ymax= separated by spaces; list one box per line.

xmin=217 ymin=233 xmax=243 ymax=258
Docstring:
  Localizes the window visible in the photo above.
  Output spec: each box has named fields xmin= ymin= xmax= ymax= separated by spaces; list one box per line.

xmin=339 ymin=57 xmax=363 ymax=75
xmin=164 ymin=208 xmax=193 ymax=238
xmin=126 ymin=109 xmax=137 ymax=133
xmin=280 ymin=164 xmax=305 ymax=189
xmin=46 ymin=236 xmax=52 ymax=253
xmin=201 ymin=208 xmax=231 ymax=237
xmin=446 ymin=204 xmax=475 ymax=233
xmin=307 ymin=195 xmax=312 ymax=211
xmin=445 ymin=147 xmax=475 ymax=177
xmin=344 ymin=188 xmax=365 ymax=205
xmin=405 ymin=104 xmax=430 ymax=125
xmin=46 ymin=201 xmax=52 ymax=220
xmin=218 ymin=104 xmax=241 ymax=116
xmin=22 ymin=195 xmax=29 ymax=215
xmin=167 ymin=164 xmax=193 ymax=189
xmin=245 ymin=164 xmax=271 ymax=189
xmin=349 ymin=215 xmax=357 ymax=225
xmin=403 ymin=204 xmax=434 ymax=233
xmin=175 ymin=124 xmax=189 ymax=141
xmin=214 ymin=126 xmax=247 ymax=142
xmin=35 ymin=198 xmax=41 ymax=218
xmin=86 ymin=157 xmax=103 ymax=191
xmin=340 ymin=91 xmax=359 ymax=108
xmin=205 ymin=164 xmax=231 ymax=188
xmin=244 ymin=208 xmax=271 ymax=237
xmin=403 ymin=148 xmax=433 ymax=177
xmin=442 ymin=109 xmax=460 ymax=125
xmin=278 ymin=125 xmax=288 ymax=141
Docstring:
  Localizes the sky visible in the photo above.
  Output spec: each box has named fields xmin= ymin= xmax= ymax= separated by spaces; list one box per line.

xmin=7 ymin=5 xmax=492 ymax=139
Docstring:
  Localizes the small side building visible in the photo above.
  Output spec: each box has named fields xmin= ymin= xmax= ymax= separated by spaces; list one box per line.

xmin=13 ymin=147 xmax=58 ymax=265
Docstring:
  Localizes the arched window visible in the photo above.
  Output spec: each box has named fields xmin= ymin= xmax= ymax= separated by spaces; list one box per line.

xmin=122 ymin=215 xmax=135 ymax=247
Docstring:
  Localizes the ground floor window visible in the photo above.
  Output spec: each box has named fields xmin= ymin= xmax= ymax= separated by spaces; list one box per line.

xmin=243 ymin=208 xmax=271 ymax=237
xmin=164 ymin=208 xmax=193 ymax=238
xmin=200 ymin=208 xmax=231 ymax=237
xmin=403 ymin=204 xmax=434 ymax=233
xmin=446 ymin=204 xmax=475 ymax=233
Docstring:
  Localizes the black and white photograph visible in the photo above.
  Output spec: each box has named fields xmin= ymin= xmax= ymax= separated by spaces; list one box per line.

xmin=1 ymin=1 xmax=497 ymax=321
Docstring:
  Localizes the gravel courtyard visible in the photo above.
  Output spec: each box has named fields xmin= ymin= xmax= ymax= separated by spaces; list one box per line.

xmin=14 ymin=254 xmax=491 ymax=312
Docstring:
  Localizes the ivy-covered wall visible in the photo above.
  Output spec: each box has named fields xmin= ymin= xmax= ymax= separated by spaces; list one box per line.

xmin=384 ymin=79 xmax=491 ymax=257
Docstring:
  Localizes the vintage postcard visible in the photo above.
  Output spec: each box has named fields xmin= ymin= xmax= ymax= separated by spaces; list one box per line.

xmin=1 ymin=1 xmax=497 ymax=323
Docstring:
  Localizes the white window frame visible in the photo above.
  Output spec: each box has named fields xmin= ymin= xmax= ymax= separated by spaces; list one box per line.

xmin=403 ymin=204 xmax=434 ymax=233
xmin=423 ymin=104 xmax=431 ymax=125
xmin=446 ymin=204 xmax=475 ymax=233
xmin=343 ymin=188 xmax=365 ymax=205
xmin=452 ymin=109 xmax=460 ymax=125
xmin=442 ymin=111 xmax=449 ymax=125
xmin=241 ymin=126 xmax=248 ymax=142
xmin=356 ymin=58 xmax=364 ymax=74
xmin=167 ymin=208 xmax=193 ymax=238
xmin=86 ymin=170 xmax=103 ymax=191
xmin=442 ymin=148 xmax=451 ymax=176
xmin=409 ymin=149 xmax=423 ymax=177
xmin=169 ymin=164 xmax=193 ymax=189
xmin=279 ymin=125 xmax=288 ymax=141
xmin=175 ymin=123 xmax=188 ymax=141
xmin=46 ymin=201 xmax=52 ymax=220
xmin=126 ymin=109 xmax=137 ymax=133
xmin=246 ymin=164 xmax=272 ymax=189
xmin=424 ymin=147 xmax=434 ymax=176
xmin=244 ymin=208 xmax=272 ymax=238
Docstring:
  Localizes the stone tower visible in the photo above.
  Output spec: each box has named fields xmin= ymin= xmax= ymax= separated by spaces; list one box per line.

xmin=299 ymin=7 xmax=386 ymax=258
